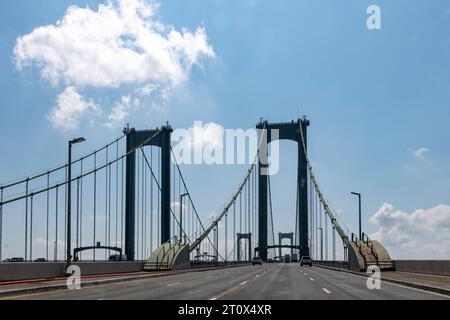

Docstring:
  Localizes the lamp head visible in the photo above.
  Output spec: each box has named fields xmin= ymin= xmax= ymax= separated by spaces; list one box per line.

xmin=70 ymin=137 xmax=86 ymax=145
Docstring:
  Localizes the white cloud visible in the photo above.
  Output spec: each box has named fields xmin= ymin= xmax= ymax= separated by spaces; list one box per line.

xmin=410 ymin=147 xmax=430 ymax=160
xmin=370 ymin=203 xmax=450 ymax=259
xmin=14 ymin=0 xmax=214 ymax=88
xmin=106 ymin=95 xmax=141 ymax=128
xmin=14 ymin=0 xmax=215 ymax=130
xmin=48 ymin=87 xmax=100 ymax=131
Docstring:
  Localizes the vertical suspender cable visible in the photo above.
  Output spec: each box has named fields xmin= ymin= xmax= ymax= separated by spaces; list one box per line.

xmin=25 ymin=178 xmax=29 ymax=260
xmin=157 ymin=148 xmax=160 ymax=245
xmin=30 ymin=195 xmax=33 ymax=261
xmin=80 ymin=159 xmax=83 ymax=260
xmin=76 ymin=179 xmax=80 ymax=251
xmin=55 ymin=186 xmax=59 ymax=261
xmin=105 ymin=147 xmax=109 ymax=260
xmin=150 ymin=148 xmax=153 ymax=255
xmin=136 ymin=150 xmax=140 ymax=261
xmin=46 ymin=173 xmax=50 ymax=261
xmin=93 ymin=152 xmax=97 ymax=261
xmin=233 ymin=202 xmax=236 ymax=261
xmin=116 ymin=141 xmax=119 ymax=251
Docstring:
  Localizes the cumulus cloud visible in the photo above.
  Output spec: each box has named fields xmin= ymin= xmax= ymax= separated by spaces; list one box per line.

xmin=370 ymin=203 xmax=450 ymax=259
xmin=48 ymin=87 xmax=100 ymax=131
xmin=410 ymin=147 xmax=430 ymax=160
xmin=106 ymin=95 xmax=141 ymax=128
xmin=14 ymin=0 xmax=215 ymax=130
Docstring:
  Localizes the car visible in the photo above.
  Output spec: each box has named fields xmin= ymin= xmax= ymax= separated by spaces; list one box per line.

xmin=300 ymin=256 xmax=313 ymax=267
xmin=274 ymin=257 xmax=282 ymax=263
xmin=34 ymin=258 xmax=47 ymax=262
xmin=284 ymin=254 xmax=291 ymax=263
xmin=291 ymin=254 xmax=299 ymax=263
xmin=108 ymin=254 xmax=127 ymax=261
xmin=10 ymin=257 xmax=25 ymax=262
xmin=267 ymin=258 xmax=274 ymax=263
xmin=252 ymin=257 xmax=262 ymax=266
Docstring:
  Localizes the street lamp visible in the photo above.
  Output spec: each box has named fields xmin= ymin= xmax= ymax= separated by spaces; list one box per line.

xmin=351 ymin=192 xmax=362 ymax=241
xmin=317 ymin=227 xmax=323 ymax=261
xmin=179 ymin=193 xmax=189 ymax=244
xmin=66 ymin=137 xmax=85 ymax=273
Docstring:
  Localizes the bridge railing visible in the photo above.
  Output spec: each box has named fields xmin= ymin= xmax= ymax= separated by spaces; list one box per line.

xmin=313 ymin=260 xmax=349 ymax=269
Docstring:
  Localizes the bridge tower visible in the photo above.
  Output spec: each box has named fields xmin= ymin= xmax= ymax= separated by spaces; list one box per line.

xmin=124 ymin=124 xmax=173 ymax=261
xmin=236 ymin=233 xmax=252 ymax=262
xmin=279 ymin=232 xmax=294 ymax=258
xmin=257 ymin=118 xmax=310 ymax=262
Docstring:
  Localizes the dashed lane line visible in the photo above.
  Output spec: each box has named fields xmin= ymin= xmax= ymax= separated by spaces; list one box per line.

xmin=167 ymin=282 xmax=180 ymax=287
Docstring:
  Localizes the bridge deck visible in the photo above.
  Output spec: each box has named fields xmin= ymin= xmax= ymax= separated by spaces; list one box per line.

xmin=0 ymin=264 xmax=447 ymax=300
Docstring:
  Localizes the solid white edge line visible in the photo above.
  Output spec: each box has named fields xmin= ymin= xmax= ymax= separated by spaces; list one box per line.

xmin=313 ymin=266 xmax=450 ymax=299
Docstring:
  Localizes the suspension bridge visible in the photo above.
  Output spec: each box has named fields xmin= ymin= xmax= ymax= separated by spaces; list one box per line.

xmin=0 ymin=118 xmax=447 ymax=300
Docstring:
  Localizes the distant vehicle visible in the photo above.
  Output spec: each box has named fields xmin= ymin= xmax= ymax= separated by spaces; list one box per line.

xmin=267 ymin=258 xmax=274 ymax=263
xmin=291 ymin=254 xmax=299 ymax=263
xmin=252 ymin=257 xmax=262 ymax=266
xmin=108 ymin=254 xmax=127 ymax=261
xmin=34 ymin=258 xmax=47 ymax=262
xmin=2 ymin=257 xmax=25 ymax=263
xmin=284 ymin=254 xmax=291 ymax=263
xmin=274 ymin=257 xmax=282 ymax=263
xmin=300 ymin=256 xmax=313 ymax=267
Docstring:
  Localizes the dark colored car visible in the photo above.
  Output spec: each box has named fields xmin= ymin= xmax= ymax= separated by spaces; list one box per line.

xmin=34 ymin=258 xmax=47 ymax=262
xmin=252 ymin=257 xmax=262 ymax=265
xmin=284 ymin=254 xmax=291 ymax=263
xmin=300 ymin=256 xmax=313 ymax=267
xmin=108 ymin=254 xmax=127 ymax=261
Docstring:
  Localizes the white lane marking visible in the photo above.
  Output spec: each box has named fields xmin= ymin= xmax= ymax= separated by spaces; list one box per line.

xmin=304 ymin=273 xmax=308 ymax=276
xmin=309 ymin=278 xmax=315 ymax=281
xmin=240 ymin=281 xmax=248 ymax=286
xmin=322 ymin=288 xmax=331 ymax=294
xmin=209 ymin=297 xmax=217 ymax=301
xmin=255 ymin=275 xmax=260 ymax=278
xmin=314 ymin=266 xmax=450 ymax=299
xmin=167 ymin=282 xmax=180 ymax=287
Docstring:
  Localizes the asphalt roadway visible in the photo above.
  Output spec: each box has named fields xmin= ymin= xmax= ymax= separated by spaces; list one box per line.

xmin=5 ymin=264 xmax=448 ymax=300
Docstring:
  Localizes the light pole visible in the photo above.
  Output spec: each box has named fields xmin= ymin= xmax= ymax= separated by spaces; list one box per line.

xmin=317 ymin=227 xmax=323 ymax=261
xmin=179 ymin=193 xmax=189 ymax=244
xmin=351 ymin=192 xmax=362 ymax=240
xmin=66 ymin=137 xmax=85 ymax=273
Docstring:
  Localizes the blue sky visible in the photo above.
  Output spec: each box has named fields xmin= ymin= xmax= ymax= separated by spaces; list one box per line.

xmin=1 ymin=0 xmax=450 ymax=259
